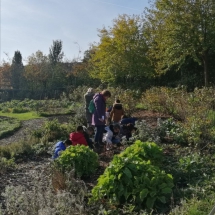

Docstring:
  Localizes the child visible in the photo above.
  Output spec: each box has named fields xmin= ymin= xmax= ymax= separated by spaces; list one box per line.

xmin=70 ymin=126 xmax=88 ymax=146
xmin=103 ymin=124 xmax=121 ymax=150
xmin=52 ymin=139 xmax=72 ymax=159
xmin=83 ymin=126 xmax=94 ymax=149
xmin=110 ymin=100 xmax=124 ymax=124
xmin=120 ymin=123 xmax=137 ymax=140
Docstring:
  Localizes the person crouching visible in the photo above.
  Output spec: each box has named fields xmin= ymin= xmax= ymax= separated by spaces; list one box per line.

xmin=103 ymin=124 xmax=121 ymax=150
xmin=70 ymin=126 xmax=88 ymax=146
xmin=52 ymin=139 xmax=72 ymax=159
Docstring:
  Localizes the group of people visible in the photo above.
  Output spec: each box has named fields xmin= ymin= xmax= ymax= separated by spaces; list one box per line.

xmin=84 ymin=88 xmax=137 ymax=150
xmin=53 ymin=88 xmax=137 ymax=158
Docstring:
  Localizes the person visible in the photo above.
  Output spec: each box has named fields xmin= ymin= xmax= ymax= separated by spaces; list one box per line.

xmin=92 ymin=89 xmax=111 ymax=150
xmin=103 ymin=124 xmax=121 ymax=150
xmin=120 ymin=116 xmax=137 ymax=125
xmin=52 ymin=139 xmax=72 ymax=159
xmin=84 ymin=88 xmax=94 ymax=127
xmin=120 ymin=123 xmax=137 ymax=140
xmin=70 ymin=126 xmax=88 ymax=146
xmin=83 ymin=126 xmax=94 ymax=149
xmin=110 ymin=99 xmax=124 ymax=124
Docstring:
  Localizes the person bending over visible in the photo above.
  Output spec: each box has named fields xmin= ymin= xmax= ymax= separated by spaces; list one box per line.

xmin=83 ymin=126 xmax=94 ymax=149
xmin=52 ymin=139 xmax=72 ymax=159
xmin=103 ymin=124 xmax=121 ymax=150
xmin=70 ymin=126 xmax=88 ymax=146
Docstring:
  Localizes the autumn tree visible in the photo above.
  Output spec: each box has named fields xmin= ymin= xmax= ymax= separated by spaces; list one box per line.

xmin=145 ymin=0 xmax=215 ymax=86
xmin=89 ymin=14 xmax=152 ymax=86
xmin=0 ymin=61 xmax=11 ymax=89
xmin=24 ymin=50 xmax=51 ymax=91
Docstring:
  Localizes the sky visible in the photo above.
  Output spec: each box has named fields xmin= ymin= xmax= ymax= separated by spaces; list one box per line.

xmin=0 ymin=0 xmax=149 ymax=64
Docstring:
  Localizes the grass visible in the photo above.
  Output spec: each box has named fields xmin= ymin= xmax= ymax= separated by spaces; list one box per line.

xmin=0 ymin=117 xmax=21 ymax=139
xmin=0 ymin=111 xmax=43 ymax=121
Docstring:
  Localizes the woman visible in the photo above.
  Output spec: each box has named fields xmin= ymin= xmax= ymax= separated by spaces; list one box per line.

xmin=92 ymin=90 xmax=111 ymax=150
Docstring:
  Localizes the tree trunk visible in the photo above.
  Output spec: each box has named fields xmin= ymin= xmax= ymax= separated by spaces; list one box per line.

xmin=202 ymin=52 xmax=209 ymax=87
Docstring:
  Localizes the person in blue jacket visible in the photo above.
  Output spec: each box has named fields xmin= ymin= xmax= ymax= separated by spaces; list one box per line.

xmin=52 ymin=139 xmax=72 ymax=159
xmin=120 ymin=116 xmax=137 ymax=125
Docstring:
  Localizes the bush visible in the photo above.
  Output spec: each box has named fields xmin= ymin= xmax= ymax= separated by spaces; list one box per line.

xmin=90 ymin=155 xmax=174 ymax=211
xmin=12 ymin=107 xmax=29 ymax=113
xmin=120 ymin=140 xmax=163 ymax=166
xmin=56 ymin=145 xmax=99 ymax=177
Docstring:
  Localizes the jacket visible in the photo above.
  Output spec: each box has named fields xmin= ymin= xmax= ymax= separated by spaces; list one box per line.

xmin=84 ymin=92 xmax=94 ymax=110
xmin=53 ymin=141 xmax=66 ymax=159
xmin=103 ymin=125 xmax=120 ymax=144
xmin=103 ymin=126 xmax=114 ymax=144
xmin=110 ymin=103 xmax=124 ymax=123
xmin=92 ymin=93 xmax=106 ymax=126
xmin=70 ymin=132 xmax=88 ymax=146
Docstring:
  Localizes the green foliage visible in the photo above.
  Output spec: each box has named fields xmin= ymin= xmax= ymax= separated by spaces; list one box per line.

xmin=12 ymin=107 xmax=29 ymax=113
xmin=90 ymin=155 xmax=173 ymax=211
xmin=169 ymin=194 xmax=215 ymax=215
xmin=120 ymin=140 xmax=163 ymax=166
xmin=145 ymin=0 xmax=215 ymax=86
xmin=0 ymin=140 xmax=35 ymax=160
xmin=0 ymin=117 xmax=21 ymax=139
xmin=89 ymin=14 xmax=153 ymax=87
xmin=0 ymin=157 xmax=16 ymax=174
xmin=32 ymin=119 xmax=69 ymax=142
xmin=57 ymin=145 xmax=99 ymax=177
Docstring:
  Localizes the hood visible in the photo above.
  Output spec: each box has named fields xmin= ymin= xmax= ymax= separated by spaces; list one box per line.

xmin=85 ymin=92 xmax=94 ymax=97
xmin=70 ymin=132 xmax=84 ymax=141
xmin=94 ymin=93 xmax=105 ymax=101
xmin=113 ymin=103 xmax=122 ymax=110
xmin=55 ymin=141 xmax=64 ymax=148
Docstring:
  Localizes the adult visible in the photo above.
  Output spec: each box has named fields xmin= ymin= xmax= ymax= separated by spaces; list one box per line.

xmin=110 ymin=99 xmax=124 ymax=124
xmin=52 ymin=139 xmax=72 ymax=159
xmin=84 ymin=88 xmax=94 ymax=127
xmin=92 ymin=89 xmax=111 ymax=149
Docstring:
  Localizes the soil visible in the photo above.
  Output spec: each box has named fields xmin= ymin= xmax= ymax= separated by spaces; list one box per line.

xmin=0 ymin=110 xmax=170 ymax=207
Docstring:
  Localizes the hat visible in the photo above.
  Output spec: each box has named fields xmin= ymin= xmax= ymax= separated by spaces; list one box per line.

xmin=87 ymin=88 xmax=93 ymax=93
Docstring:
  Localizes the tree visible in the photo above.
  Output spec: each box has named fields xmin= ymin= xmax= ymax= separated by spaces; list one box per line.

xmin=89 ymin=14 xmax=153 ymax=86
xmin=49 ymin=40 xmax=64 ymax=65
xmin=145 ymin=0 xmax=215 ymax=86
xmin=24 ymin=50 xmax=51 ymax=91
xmin=0 ymin=61 xmax=11 ymax=89
xmin=11 ymin=51 xmax=24 ymax=89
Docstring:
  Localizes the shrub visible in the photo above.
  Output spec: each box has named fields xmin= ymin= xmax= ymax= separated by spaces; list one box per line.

xmin=12 ymin=107 xmax=29 ymax=113
xmin=0 ymin=117 xmax=21 ymax=139
xmin=120 ymin=140 xmax=163 ymax=166
xmin=0 ymin=170 xmax=88 ymax=215
xmin=56 ymin=145 xmax=99 ymax=177
xmin=90 ymin=155 xmax=173 ymax=211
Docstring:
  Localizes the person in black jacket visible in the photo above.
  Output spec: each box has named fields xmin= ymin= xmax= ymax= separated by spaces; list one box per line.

xmin=84 ymin=88 xmax=94 ymax=127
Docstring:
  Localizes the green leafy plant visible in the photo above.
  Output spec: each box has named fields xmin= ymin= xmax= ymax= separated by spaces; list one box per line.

xmin=90 ymin=155 xmax=174 ymax=211
xmin=56 ymin=145 xmax=99 ymax=177
xmin=120 ymin=140 xmax=163 ymax=166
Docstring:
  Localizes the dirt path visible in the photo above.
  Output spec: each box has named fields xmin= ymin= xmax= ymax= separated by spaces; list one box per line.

xmin=0 ymin=115 xmax=71 ymax=146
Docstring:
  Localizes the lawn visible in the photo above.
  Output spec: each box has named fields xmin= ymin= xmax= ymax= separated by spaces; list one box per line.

xmin=0 ymin=111 xmax=43 ymax=121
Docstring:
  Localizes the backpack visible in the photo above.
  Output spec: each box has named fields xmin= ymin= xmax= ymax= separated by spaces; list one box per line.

xmin=88 ymin=99 xmax=95 ymax=114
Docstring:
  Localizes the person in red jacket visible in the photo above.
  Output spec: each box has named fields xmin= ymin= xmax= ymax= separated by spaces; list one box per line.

xmin=70 ymin=126 xmax=88 ymax=146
